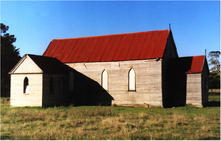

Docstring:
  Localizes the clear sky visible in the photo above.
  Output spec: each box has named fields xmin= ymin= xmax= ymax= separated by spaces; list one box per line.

xmin=1 ymin=1 xmax=220 ymax=58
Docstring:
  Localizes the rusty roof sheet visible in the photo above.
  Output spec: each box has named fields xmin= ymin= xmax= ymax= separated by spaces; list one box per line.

xmin=43 ymin=29 xmax=171 ymax=63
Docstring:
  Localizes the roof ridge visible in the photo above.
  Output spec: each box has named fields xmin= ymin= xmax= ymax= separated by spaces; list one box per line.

xmin=52 ymin=29 xmax=171 ymax=41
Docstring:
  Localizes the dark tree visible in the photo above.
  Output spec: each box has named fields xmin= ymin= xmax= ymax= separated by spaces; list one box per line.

xmin=1 ymin=23 xmax=21 ymax=97
xmin=209 ymin=72 xmax=220 ymax=89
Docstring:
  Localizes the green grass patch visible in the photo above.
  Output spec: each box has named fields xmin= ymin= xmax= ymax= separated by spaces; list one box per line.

xmin=1 ymin=96 xmax=220 ymax=140
xmin=209 ymin=93 xmax=220 ymax=101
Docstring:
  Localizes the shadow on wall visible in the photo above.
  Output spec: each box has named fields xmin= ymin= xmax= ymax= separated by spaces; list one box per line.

xmin=163 ymin=57 xmax=193 ymax=108
xmin=204 ymin=101 xmax=220 ymax=107
xmin=67 ymin=68 xmax=114 ymax=106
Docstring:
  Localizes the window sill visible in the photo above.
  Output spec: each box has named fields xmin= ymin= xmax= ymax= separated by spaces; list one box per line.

xmin=128 ymin=90 xmax=136 ymax=92
xmin=23 ymin=93 xmax=29 ymax=95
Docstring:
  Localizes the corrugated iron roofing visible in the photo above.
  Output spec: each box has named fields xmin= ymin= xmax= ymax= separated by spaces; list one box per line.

xmin=185 ymin=55 xmax=205 ymax=74
xmin=43 ymin=29 xmax=171 ymax=63
xmin=171 ymin=55 xmax=205 ymax=74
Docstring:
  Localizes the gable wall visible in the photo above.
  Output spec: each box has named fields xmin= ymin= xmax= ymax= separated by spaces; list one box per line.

xmin=13 ymin=56 xmax=42 ymax=74
xmin=66 ymin=59 xmax=163 ymax=107
xmin=10 ymin=74 xmax=43 ymax=107
xmin=162 ymin=32 xmax=179 ymax=107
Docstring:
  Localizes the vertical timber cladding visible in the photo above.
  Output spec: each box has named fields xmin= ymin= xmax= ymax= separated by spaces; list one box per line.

xmin=10 ymin=74 xmax=43 ymax=107
xmin=67 ymin=59 xmax=163 ymax=107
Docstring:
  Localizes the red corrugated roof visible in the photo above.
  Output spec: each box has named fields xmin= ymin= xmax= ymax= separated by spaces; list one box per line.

xmin=43 ymin=29 xmax=171 ymax=63
xmin=185 ymin=55 xmax=205 ymax=74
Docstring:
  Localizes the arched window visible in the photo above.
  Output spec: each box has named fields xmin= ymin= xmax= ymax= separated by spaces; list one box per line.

xmin=50 ymin=78 xmax=54 ymax=95
xmin=101 ymin=70 xmax=108 ymax=91
xmin=69 ymin=72 xmax=74 ymax=91
xmin=129 ymin=69 xmax=136 ymax=91
xmin=23 ymin=77 xmax=29 ymax=93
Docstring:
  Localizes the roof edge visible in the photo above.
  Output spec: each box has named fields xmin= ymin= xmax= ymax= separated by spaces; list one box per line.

xmin=9 ymin=54 xmax=44 ymax=74
xmin=50 ymin=29 xmax=171 ymax=41
xmin=185 ymin=55 xmax=206 ymax=74
xmin=9 ymin=54 xmax=28 ymax=74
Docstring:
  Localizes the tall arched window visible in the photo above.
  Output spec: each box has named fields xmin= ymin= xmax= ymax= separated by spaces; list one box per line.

xmin=69 ymin=72 xmax=74 ymax=91
xmin=23 ymin=77 xmax=29 ymax=93
xmin=101 ymin=70 xmax=108 ymax=91
xmin=50 ymin=78 xmax=54 ymax=95
xmin=129 ymin=69 xmax=136 ymax=91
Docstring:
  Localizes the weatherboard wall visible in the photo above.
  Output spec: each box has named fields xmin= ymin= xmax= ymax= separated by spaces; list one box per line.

xmin=66 ymin=59 xmax=163 ymax=107
xmin=186 ymin=57 xmax=209 ymax=107
xmin=186 ymin=73 xmax=202 ymax=106
xmin=10 ymin=74 xmax=43 ymax=107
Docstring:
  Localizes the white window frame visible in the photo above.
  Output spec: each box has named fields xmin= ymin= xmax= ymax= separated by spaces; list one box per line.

xmin=101 ymin=70 xmax=108 ymax=91
xmin=128 ymin=68 xmax=136 ymax=91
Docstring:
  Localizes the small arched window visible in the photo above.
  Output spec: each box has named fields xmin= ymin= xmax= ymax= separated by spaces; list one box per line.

xmin=69 ymin=72 xmax=74 ymax=91
xmin=23 ymin=77 xmax=29 ymax=93
xmin=129 ymin=69 xmax=136 ymax=91
xmin=50 ymin=78 xmax=54 ymax=95
xmin=101 ymin=70 xmax=108 ymax=91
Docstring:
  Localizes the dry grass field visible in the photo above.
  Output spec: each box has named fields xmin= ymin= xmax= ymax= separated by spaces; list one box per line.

xmin=1 ymin=94 xmax=220 ymax=140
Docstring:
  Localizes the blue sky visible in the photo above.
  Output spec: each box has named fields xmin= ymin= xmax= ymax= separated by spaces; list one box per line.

xmin=1 ymin=1 xmax=220 ymax=57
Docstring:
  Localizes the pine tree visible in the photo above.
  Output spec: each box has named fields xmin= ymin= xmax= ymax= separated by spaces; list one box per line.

xmin=1 ymin=23 xmax=21 ymax=97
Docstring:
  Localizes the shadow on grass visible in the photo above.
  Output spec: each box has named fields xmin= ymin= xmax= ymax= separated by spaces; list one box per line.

xmin=204 ymin=101 xmax=220 ymax=107
xmin=1 ymin=135 xmax=10 ymax=140
xmin=200 ymin=137 xmax=220 ymax=140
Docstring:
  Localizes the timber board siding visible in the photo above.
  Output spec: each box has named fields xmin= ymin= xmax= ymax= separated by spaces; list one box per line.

xmin=67 ymin=59 xmax=163 ymax=106
xmin=186 ymin=73 xmax=202 ymax=106
xmin=10 ymin=74 xmax=43 ymax=107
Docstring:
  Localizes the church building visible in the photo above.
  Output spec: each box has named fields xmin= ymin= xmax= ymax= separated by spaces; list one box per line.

xmin=9 ymin=29 xmax=209 ymax=107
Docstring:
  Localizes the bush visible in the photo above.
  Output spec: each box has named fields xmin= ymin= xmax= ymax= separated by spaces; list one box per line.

xmin=209 ymin=72 xmax=220 ymax=89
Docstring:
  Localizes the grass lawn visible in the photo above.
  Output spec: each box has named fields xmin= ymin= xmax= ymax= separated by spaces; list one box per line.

xmin=1 ymin=94 xmax=220 ymax=140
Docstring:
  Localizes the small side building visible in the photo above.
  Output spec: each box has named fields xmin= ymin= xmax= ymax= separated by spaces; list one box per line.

xmin=9 ymin=54 xmax=71 ymax=107
xmin=185 ymin=56 xmax=209 ymax=107
xmin=170 ymin=55 xmax=209 ymax=107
